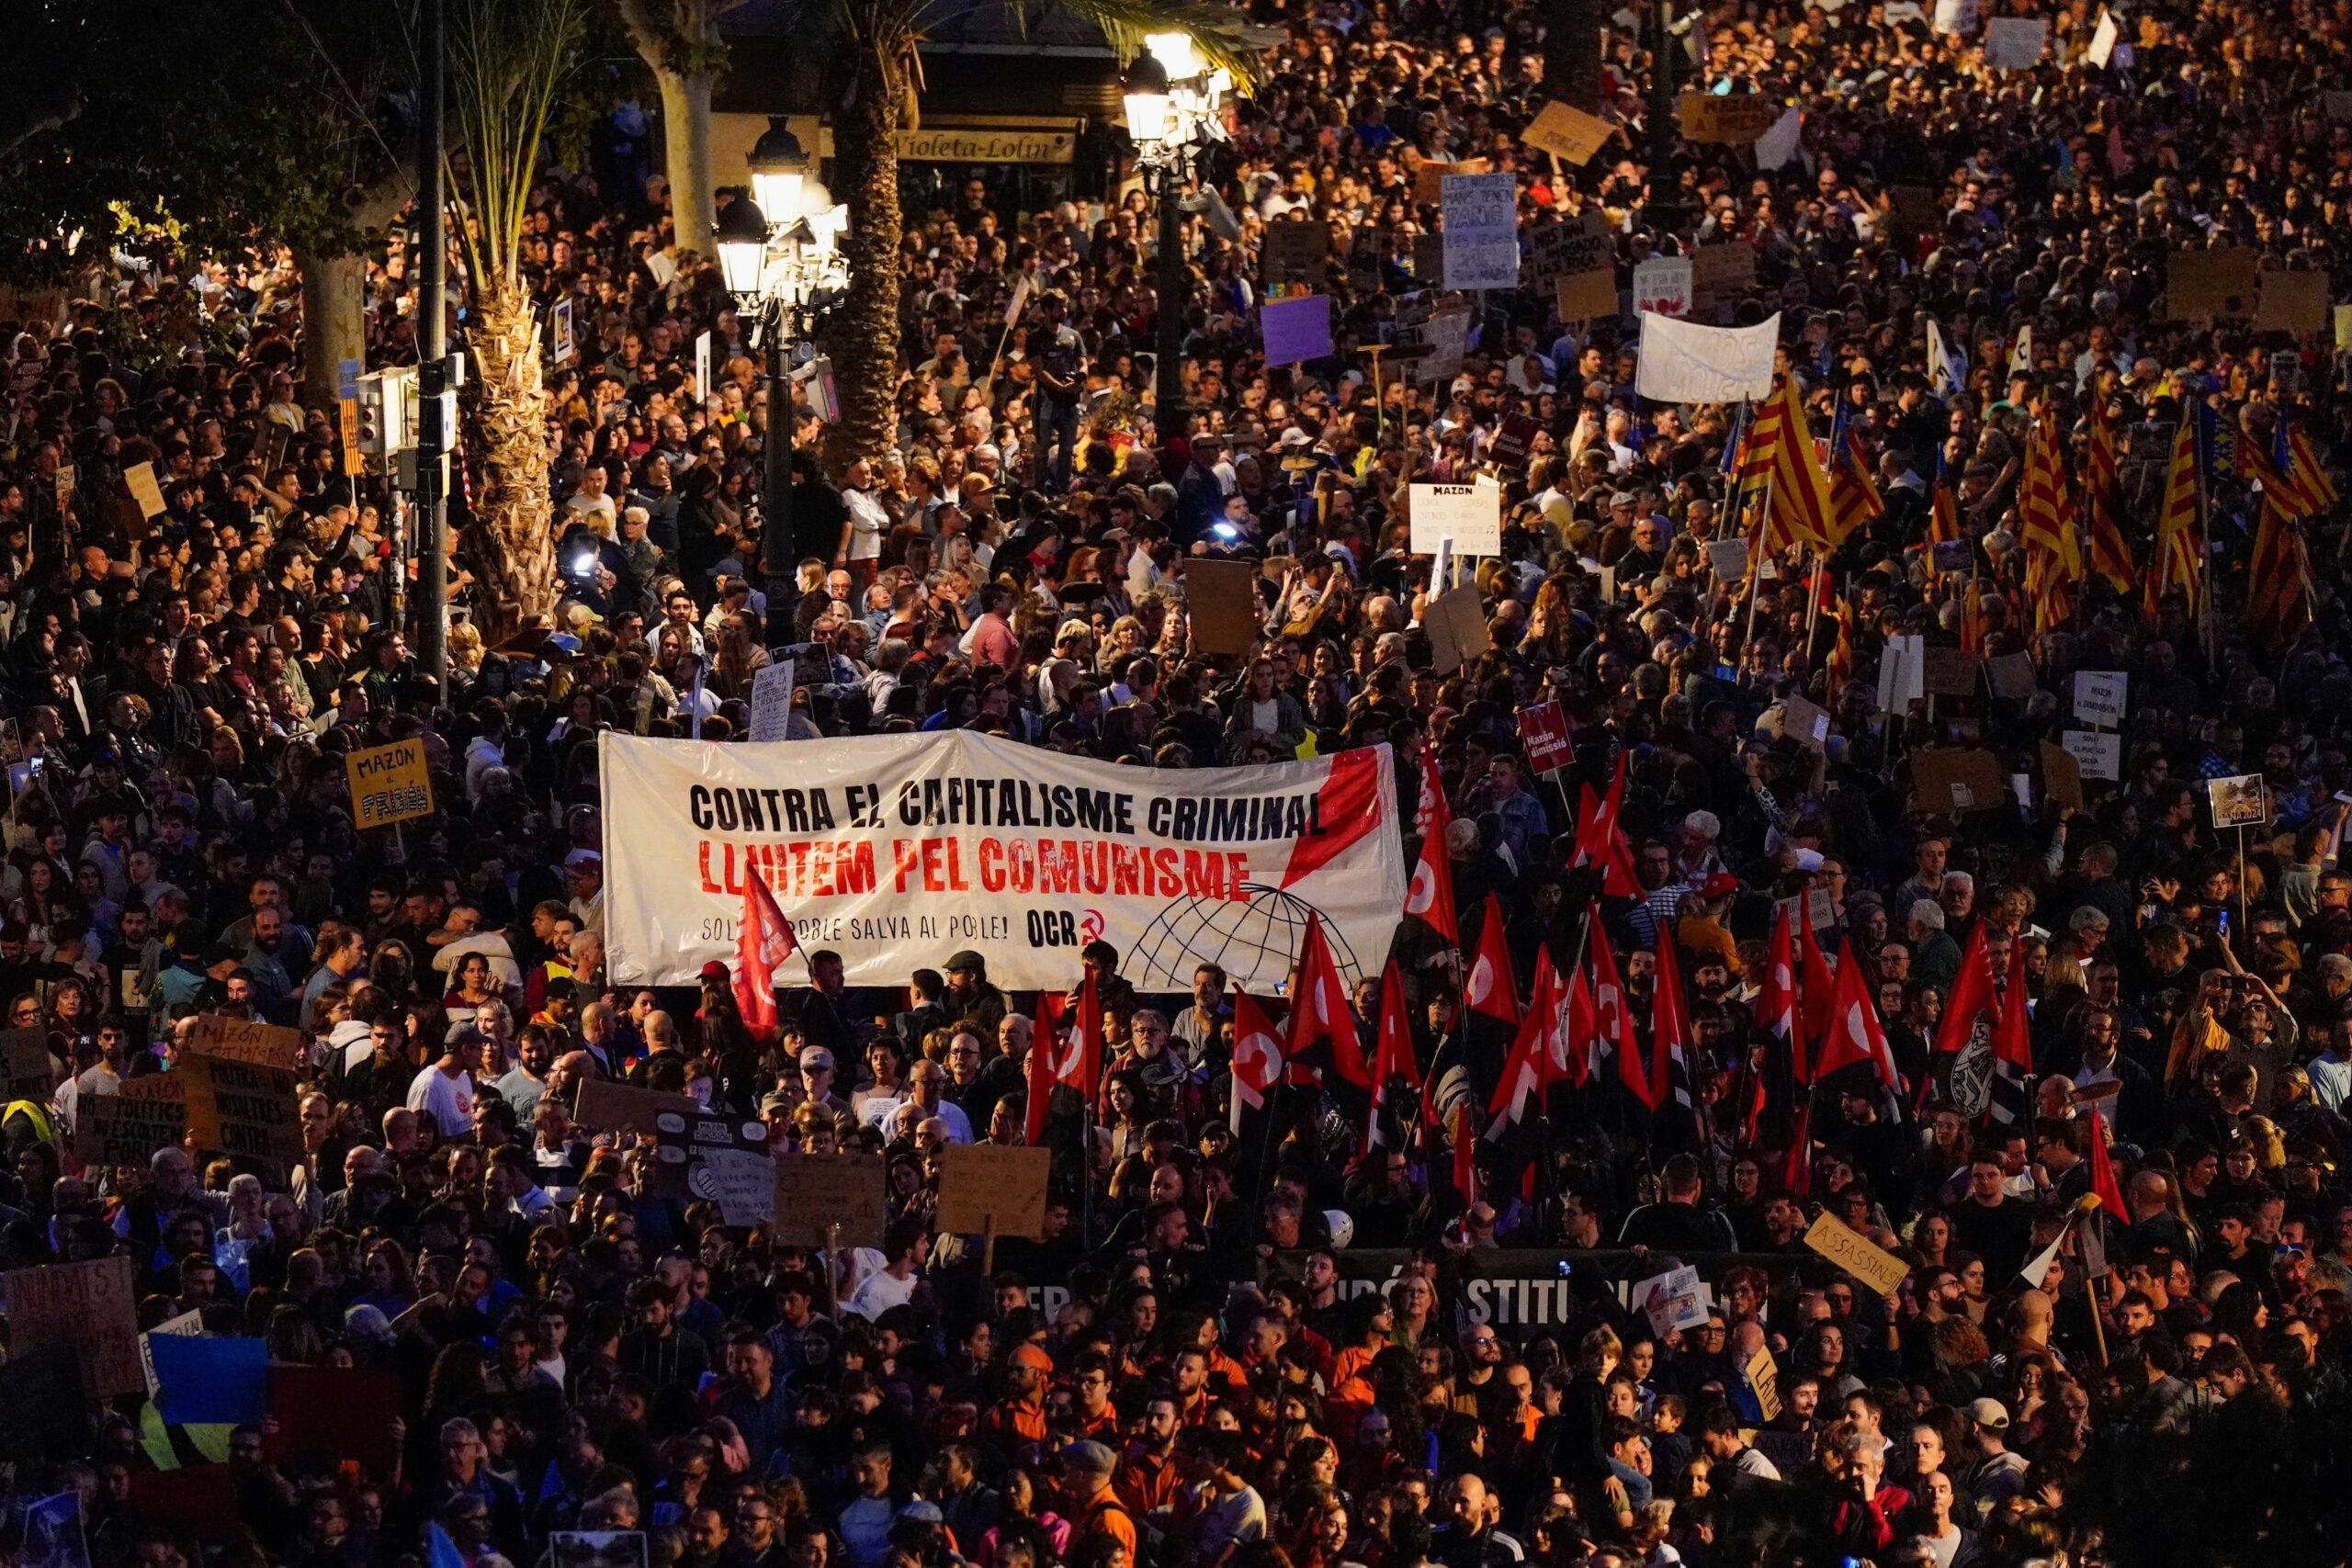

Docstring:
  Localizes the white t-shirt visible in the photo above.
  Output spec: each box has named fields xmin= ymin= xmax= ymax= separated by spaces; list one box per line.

xmin=405 ymin=1065 xmax=476 ymax=1136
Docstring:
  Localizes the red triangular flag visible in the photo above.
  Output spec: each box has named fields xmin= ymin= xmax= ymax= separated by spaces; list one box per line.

xmin=1989 ymin=933 xmax=2036 ymax=1125
xmin=1651 ymin=920 xmax=1693 ymax=1112
xmin=733 ymin=867 xmax=796 ymax=1035
xmin=1230 ymin=990 xmax=1285 ymax=1132
xmin=1815 ymin=937 xmax=1901 ymax=1092
xmin=1069 ymin=972 xmax=1103 ymax=1102
xmin=1573 ymin=756 xmax=1641 ymax=897
xmin=2085 ymin=1103 xmax=2130 ymax=1220
xmin=1452 ymin=1101 xmax=1477 ymax=1200
xmin=1593 ymin=922 xmax=1648 ymax=1106
xmin=1919 ymin=922 xmax=1998 ymax=1112
xmin=1368 ymin=961 xmax=1424 ymax=1153
xmin=1466 ymin=895 xmax=1520 ymax=1025
xmin=1796 ymin=909 xmax=1838 ymax=1072
xmin=1024 ymin=991 xmax=1069 ymax=1146
xmin=1487 ymin=957 xmax=1556 ymax=1131
xmin=1564 ymin=960 xmax=1597 ymax=1088
xmin=1405 ymin=791 xmax=1461 ymax=946
xmin=1414 ymin=748 xmax=1447 ymax=837
xmin=1290 ymin=913 xmax=1369 ymax=1086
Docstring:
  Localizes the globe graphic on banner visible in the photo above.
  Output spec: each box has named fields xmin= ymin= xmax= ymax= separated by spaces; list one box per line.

xmin=1125 ymin=882 xmax=1366 ymax=995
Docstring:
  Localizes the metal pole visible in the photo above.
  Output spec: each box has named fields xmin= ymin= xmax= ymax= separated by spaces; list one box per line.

xmin=1154 ymin=164 xmax=1186 ymax=443
xmin=414 ymin=0 xmax=449 ymax=689
xmin=763 ymin=304 xmax=797 ymax=649
xmin=1645 ymin=0 xmax=1679 ymax=233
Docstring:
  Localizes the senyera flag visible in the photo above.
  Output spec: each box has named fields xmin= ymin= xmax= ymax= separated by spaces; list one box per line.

xmin=600 ymin=731 xmax=1405 ymax=994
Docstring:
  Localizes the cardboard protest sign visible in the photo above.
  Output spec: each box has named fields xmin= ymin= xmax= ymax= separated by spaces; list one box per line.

xmin=181 ymin=1053 xmax=303 ymax=1167
xmin=2167 ymin=248 xmax=2260 ymax=321
xmin=1518 ymin=702 xmax=1574 ymax=774
xmin=1555 ymin=268 xmax=1619 ymax=321
xmin=0 ymin=1255 xmax=142 ymax=1397
xmin=1747 ymin=1344 xmax=1783 ymax=1421
xmin=1260 ymin=295 xmax=1333 ymax=365
xmin=75 ymin=1076 xmax=190 ymax=1173
xmin=1677 ymin=94 xmax=1780 ymax=143
xmin=1413 ymin=156 xmax=1487 ymax=205
xmin=189 ymin=1014 xmax=306 ymax=1069
xmin=1704 ymin=536 xmax=1750 ymax=581
xmin=2064 ymin=729 xmax=2123 ymax=781
xmin=1529 ymin=210 xmax=1613 ymax=280
xmin=1441 ymin=173 xmax=1520 ymax=290
xmin=1633 ymin=257 xmax=1694 ymax=318
xmin=0 ymin=1025 xmax=53 ymax=1103
xmin=1425 ymin=585 xmax=1493 ymax=676
xmin=1188 ymin=558 xmax=1263 ymax=659
xmin=573 ymin=1078 xmax=700 ymax=1136
xmin=2208 ymin=773 xmax=2270 ymax=829
xmin=770 ymin=1151 xmax=888 ymax=1248
xmin=1691 ymin=241 xmax=1757 ymax=299
xmin=266 ymin=1366 xmax=402 ymax=1472
xmin=936 ymin=1143 xmax=1053 ymax=1237
xmin=749 ymin=660 xmax=797 ymax=741
xmin=1804 ymin=1211 xmax=1911 ymax=1296
xmin=1981 ymin=16 xmax=2048 ymax=67
xmin=1776 ymin=695 xmax=1831 ymax=753
xmin=2039 ymin=740 xmax=2085 ymax=810
xmin=124 ymin=461 xmax=168 ymax=520
xmin=1877 ymin=634 xmax=1926 ymax=714
xmin=345 ymin=739 xmax=434 ymax=830
xmin=1261 ymin=221 xmax=1329 ymax=292
xmin=2256 ymin=269 xmax=2331 ymax=338
xmin=1922 ymin=647 xmax=1982 ymax=697
xmin=1910 ymin=748 xmax=2007 ymax=814
xmin=1929 ymin=538 xmax=1973 ymax=574
xmin=1521 ymin=100 xmax=1614 ymax=164
xmin=2072 ymin=670 xmax=2128 ymax=727
xmin=1985 ymin=651 xmax=2040 ymax=700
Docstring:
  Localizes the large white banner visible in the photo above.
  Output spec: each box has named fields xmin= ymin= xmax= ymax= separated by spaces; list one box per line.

xmin=1635 ymin=310 xmax=1781 ymax=403
xmin=599 ymin=733 xmax=1407 ymax=995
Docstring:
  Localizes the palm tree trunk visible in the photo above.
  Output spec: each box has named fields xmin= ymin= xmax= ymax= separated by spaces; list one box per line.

xmin=823 ymin=45 xmax=904 ymax=475
xmin=657 ymin=67 xmax=719 ymax=256
xmin=465 ymin=277 xmax=557 ymax=635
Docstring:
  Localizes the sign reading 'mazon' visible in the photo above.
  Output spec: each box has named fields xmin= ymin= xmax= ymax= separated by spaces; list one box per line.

xmin=599 ymin=732 xmax=1404 ymax=993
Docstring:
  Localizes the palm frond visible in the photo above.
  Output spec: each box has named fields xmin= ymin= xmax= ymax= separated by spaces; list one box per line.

xmin=447 ymin=0 xmax=589 ymax=288
xmin=917 ymin=0 xmax=1260 ymax=87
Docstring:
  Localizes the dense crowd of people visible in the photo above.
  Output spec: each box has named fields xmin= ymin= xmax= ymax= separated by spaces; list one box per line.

xmin=3 ymin=0 xmax=2352 ymax=1564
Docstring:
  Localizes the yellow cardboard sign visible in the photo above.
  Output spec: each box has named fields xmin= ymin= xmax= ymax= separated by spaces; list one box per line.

xmin=345 ymin=738 xmax=434 ymax=829
xmin=1804 ymin=1211 xmax=1912 ymax=1297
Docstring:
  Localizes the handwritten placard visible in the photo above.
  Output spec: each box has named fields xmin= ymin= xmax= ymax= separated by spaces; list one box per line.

xmin=935 ymin=1143 xmax=1053 ymax=1238
xmin=1804 ymin=1211 xmax=1911 ymax=1297
xmin=770 ymin=1151 xmax=889 ymax=1249
xmin=1521 ymin=100 xmax=1614 ymax=164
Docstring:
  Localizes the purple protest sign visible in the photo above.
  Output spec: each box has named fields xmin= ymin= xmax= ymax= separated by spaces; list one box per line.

xmin=1261 ymin=296 xmax=1333 ymax=366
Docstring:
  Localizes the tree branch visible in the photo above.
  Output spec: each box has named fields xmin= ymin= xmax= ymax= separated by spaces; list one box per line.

xmin=0 ymin=79 xmax=82 ymax=164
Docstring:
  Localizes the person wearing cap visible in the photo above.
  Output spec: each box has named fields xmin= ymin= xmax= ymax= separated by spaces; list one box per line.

xmin=1960 ymin=1398 xmax=2028 ymax=1519
xmin=1059 ymin=1439 xmax=1139 ymax=1562
xmin=943 ymin=949 xmax=1009 ymax=1037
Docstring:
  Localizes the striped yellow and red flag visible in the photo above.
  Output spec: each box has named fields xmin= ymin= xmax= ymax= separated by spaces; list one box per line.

xmin=2084 ymin=401 xmax=2132 ymax=592
xmin=2143 ymin=417 xmax=2200 ymax=624
xmin=1960 ymin=577 xmax=1988 ymax=654
xmin=2289 ymin=423 xmax=2339 ymax=511
xmin=2249 ymin=495 xmax=2315 ymax=649
xmin=1826 ymin=594 xmax=1856 ymax=698
xmin=1741 ymin=377 xmax=1838 ymax=557
xmin=2019 ymin=418 xmax=2080 ymax=632
xmin=1826 ymin=416 xmax=1883 ymax=547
